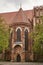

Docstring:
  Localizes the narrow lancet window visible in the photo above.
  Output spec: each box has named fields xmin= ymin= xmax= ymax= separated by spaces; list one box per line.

xmin=25 ymin=29 xmax=28 ymax=50
xmin=17 ymin=29 xmax=21 ymax=41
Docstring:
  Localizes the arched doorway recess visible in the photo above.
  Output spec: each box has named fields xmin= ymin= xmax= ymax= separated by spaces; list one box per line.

xmin=16 ymin=54 xmax=21 ymax=62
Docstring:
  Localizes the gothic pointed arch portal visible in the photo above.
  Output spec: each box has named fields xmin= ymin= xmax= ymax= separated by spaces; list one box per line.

xmin=16 ymin=54 xmax=21 ymax=62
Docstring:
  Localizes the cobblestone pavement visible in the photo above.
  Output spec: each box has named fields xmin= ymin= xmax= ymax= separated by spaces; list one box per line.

xmin=0 ymin=62 xmax=43 ymax=65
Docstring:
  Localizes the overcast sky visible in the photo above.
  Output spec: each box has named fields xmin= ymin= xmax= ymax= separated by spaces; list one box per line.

xmin=0 ymin=0 xmax=43 ymax=13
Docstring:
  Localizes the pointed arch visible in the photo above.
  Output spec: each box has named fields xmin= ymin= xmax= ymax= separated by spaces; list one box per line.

xmin=16 ymin=27 xmax=22 ymax=32
xmin=24 ymin=27 xmax=29 ymax=32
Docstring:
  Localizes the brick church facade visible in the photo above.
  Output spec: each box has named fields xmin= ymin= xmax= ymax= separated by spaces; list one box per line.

xmin=0 ymin=6 xmax=43 ymax=62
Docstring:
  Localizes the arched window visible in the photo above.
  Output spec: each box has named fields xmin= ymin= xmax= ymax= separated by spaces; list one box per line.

xmin=25 ymin=29 xmax=28 ymax=50
xmin=17 ymin=29 xmax=21 ymax=41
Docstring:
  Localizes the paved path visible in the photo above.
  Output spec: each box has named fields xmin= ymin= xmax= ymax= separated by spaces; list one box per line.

xmin=0 ymin=62 xmax=43 ymax=65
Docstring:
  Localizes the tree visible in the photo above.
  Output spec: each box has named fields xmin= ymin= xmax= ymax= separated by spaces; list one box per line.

xmin=31 ymin=16 xmax=43 ymax=55
xmin=0 ymin=17 xmax=9 ymax=53
xmin=30 ymin=16 xmax=43 ymax=61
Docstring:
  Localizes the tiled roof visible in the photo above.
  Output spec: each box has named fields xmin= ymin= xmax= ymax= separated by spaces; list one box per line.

xmin=0 ymin=8 xmax=34 ymax=25
xmin=0 ymin=12 xmax=17 ymax=25
xmin=11 ymin=8 xmax=32 ymax=25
